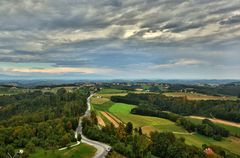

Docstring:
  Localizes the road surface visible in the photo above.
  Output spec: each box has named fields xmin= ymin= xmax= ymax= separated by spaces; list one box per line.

xmin=75 ymin=94 xmax=111 ymax=158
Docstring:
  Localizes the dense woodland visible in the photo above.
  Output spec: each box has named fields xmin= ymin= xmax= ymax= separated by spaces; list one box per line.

xmin=0 ymin=88 xmax=88 ymax=157
xmin=111 ymin=93 xmax=240 ymax=123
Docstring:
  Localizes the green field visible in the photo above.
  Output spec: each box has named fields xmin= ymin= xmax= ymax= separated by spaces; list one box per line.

xmin=108 ymin=103 xmax=187 ymax=134
xmin=98 ymin=88 xmax=128 ymax=94
xmin=29 ymin=143 xmax=96 ymax=158
xmin=108 ymin=103 xmax=240 ymax=155
xmin=182 ymin=134 xmax=240 ymax=155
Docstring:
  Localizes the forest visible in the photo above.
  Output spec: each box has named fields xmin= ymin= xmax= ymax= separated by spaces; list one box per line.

xmin=0 ymin=88 xmax=88 ymax=157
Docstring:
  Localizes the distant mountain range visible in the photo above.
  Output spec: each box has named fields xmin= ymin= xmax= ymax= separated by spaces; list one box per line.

xmin=0 ymin=79 xmax=239 ymax=88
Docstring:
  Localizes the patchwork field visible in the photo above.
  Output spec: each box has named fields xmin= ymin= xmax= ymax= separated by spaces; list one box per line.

xmin=30 ymin=143 xmax=96 ymax=158
xmin=163 ymin=92 xmax=238 ymax=101
xmin=91 ymin=90 xmax=240 ymax=155
xmin=108 ymin=103 xmax=240 ymax=155
xmin=102 ymin=102 xmax=187 ymax=134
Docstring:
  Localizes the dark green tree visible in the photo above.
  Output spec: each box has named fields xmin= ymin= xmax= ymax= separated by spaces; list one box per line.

xmin=26 ymin=141 xmax=36 ymax=153
xmin=125 ymin=122 xmax=133 ymax=135
xmin=77 ymin=134 xmax=82 ymax=141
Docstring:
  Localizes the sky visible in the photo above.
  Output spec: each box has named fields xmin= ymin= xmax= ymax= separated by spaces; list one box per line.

xmin=0 ymin=0 xmax=240 ymax=80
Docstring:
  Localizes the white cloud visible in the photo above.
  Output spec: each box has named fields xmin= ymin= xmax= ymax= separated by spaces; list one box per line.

xmin=9 ymin=67 xmax=114 ymax=74
xmin=153 ymin=59 xmax=206 ymax=69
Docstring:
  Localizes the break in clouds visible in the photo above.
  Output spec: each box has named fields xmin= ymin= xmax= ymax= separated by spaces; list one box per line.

xmin=0 ymin=0 xmax=240 ymax=79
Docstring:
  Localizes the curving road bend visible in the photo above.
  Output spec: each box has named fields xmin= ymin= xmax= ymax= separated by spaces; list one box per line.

xmin=75 ymin=94 xmax=111 ymax=158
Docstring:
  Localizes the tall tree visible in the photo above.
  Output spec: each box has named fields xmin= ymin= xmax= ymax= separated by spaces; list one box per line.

xmin=125 ymin=122 xmax=133 ymax=135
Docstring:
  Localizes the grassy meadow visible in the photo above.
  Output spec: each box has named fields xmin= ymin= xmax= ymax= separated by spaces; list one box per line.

xmin=98 ymin=88 xmax=128 ymax=94
xmin=108 ymin=103 xmax=187 ymax=134
xmin=29 ymin=143 xmax=96 ymax=158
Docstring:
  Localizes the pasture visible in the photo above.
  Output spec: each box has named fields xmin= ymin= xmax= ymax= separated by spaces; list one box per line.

xmin=29 ymin=143 xmax=96 ymax=158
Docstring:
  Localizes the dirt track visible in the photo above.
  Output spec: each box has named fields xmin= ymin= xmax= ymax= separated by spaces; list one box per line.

xmin=190 ymin=116 xmax=240 ymax=128
xmin=97 ymin=116 xmax=106 ymax=127
xmin=100 ymin=111 xmax=121 ymax=127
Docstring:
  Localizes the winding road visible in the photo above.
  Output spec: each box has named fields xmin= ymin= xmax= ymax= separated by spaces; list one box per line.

xmin=75 ymin=94 xmax=111 ymax=158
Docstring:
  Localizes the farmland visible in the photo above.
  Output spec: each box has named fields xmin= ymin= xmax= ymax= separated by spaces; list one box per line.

xmin=163 ymin=92 xmax=238 ymax=101
xmin=108 ymin=103 xmax=187 ymax=134
xmin=92 ymin=88 xmax=240 ymax=155
xmin=98 ymin=88 xmax=128 ymax=94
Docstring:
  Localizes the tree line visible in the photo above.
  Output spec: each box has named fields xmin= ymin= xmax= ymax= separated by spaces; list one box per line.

xmin=131 ymin=107 xmax=229 ymax=140
xmin=111 ymin=93 xmax=240 ymax=123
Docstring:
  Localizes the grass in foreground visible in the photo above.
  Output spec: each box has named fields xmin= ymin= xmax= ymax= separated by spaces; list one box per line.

xmin=29 ymin=143 xmax=96 ymax=158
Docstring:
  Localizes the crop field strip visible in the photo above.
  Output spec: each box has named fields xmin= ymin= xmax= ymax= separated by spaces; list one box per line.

xmin=100 ymin=111 xmax=121 ymax=127
xmin=92 ymin=89 xmax=240 ymax=155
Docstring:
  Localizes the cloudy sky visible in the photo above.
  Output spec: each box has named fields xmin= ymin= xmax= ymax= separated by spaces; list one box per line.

xmin=0 ymin=0 xmax=240 ymax=80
